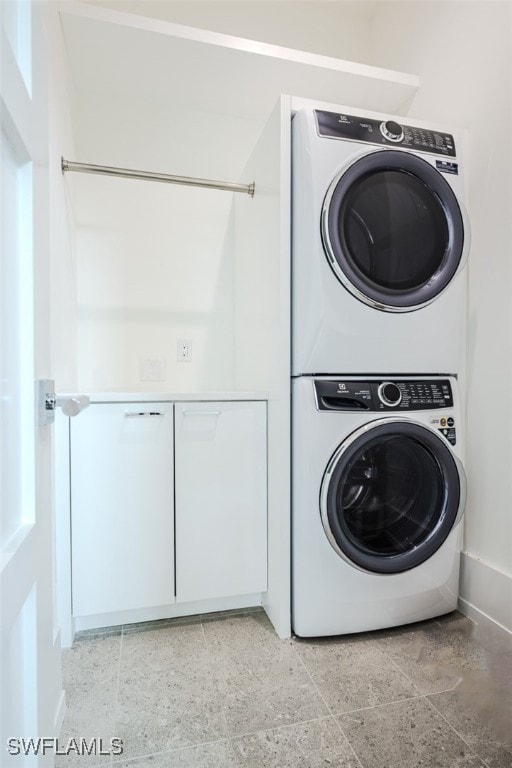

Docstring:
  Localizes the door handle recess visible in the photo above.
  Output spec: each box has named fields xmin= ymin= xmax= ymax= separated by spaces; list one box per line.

xmin=124 ymin=411 xmax=164 ymax=417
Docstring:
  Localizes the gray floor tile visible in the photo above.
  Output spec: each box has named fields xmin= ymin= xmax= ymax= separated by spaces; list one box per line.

xmin=337 ymin=697 xmax=485 ymax=768
xmin=203 ymin=613 xmax=329 ymax=733
xmin=55 ymin=756 xmax=112 ymax=768
xmin=116 ymin=660 xmax=228 ymax=758
xmin=428 ymin=682 xmax=512 ymax=768
xmin=293 ymin=634 xmax=419 ymax=713
xmin=62 ymin=633 xmax=121 ymax=695
xmin=201 ymin=611 xmax=281 ymax=655
xmin=373 ymin=614 xmax=489 ymax=694
xmin=453 ymin=615 xmax=512 ymax=691
xmin=61 ymin=697 xmax=118 ymax=732
xmin=116 ymin=622 xmax=230 ymax=757
xmin=114 ymin=703 xmax=229 ymax=759
xmin=230 ymin=718 xmax=360 ymax=768
xmin=111 ymin=741 xmax=236 ymax=767
xmin=211 ymin=628 xmax=313 ymax=684
xmin=120 ymin=623 xmax=208 ymax=670
xmin=54 ymin=726 xmax=117 ymax=768
xmin=117 ymin=666 xmax=220 ymax=712
xmin=471 ymin=619 xmax=512 ymax=658
xmin=59 ymin=633 xmax=121 ymax=766
xmin=202 ymin=612 xmax=307 ymax=683
xmin=219 ymin=673 xmax=330 ymax=735
xmin=54 ymin=751 xmax=112 ymax=767
xmin=59 ymin=610 xmax=511 ymax=768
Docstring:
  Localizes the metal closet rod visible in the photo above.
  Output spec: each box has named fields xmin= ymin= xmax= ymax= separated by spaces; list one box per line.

xmin=61 ymin=158 xmax=255 ymax=197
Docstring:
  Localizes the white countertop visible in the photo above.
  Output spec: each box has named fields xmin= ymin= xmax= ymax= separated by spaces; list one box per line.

xmin=85 ymin=391 xmax=267 ymax=404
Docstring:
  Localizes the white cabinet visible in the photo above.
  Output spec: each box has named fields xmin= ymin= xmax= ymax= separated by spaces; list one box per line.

xmin=70 ymin=403 xmax=175 ymax=616
xmin=70 ymin=398 xmax=267 ymax=623
xmin=175 ymin=401 xmax=267 ymax=603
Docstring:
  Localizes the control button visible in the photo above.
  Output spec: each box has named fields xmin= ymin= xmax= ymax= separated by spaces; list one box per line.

xmin=380 ymin=120 xmax=404 ymax=142
xmin=440 ymin=417 xmax=447 ymax=427
xmin=378 ymin=382 xmax=402 ymax=407
xmin=447 ymin=417 xmax=455 ymax=427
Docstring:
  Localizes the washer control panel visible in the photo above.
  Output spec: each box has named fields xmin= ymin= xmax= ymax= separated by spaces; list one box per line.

xmin=315 ymin=110 xmax=456 ymax=157
xmin=314 ymin=379 xmax=457 ymax=444
xmin=314 ymin=379 xmax=454 ymax=412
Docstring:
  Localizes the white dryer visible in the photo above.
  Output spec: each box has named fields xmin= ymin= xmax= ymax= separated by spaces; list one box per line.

xmin=291 ymin=375 xmax=465 ymax=637
xmin=291 ymin=104 xmax=470 ymax=376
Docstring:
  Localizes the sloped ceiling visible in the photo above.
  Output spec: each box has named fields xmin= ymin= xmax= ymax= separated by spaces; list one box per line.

xmin=80 ymin=1 xmax=379 ymax=62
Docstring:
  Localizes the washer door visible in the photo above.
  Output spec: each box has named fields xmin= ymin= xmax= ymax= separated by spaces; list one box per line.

xmin=320 ymin=420 xmax=465 ymax=574
xmin=321 ymin=150 xmax=467 ymax=312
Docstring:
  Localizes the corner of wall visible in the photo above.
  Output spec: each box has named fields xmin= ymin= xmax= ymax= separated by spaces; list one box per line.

xmin=459 ymin=551 xmax=512 ymax=635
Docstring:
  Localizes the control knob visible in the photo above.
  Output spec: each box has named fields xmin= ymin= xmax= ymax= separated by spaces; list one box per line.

xmin=380 ymin=120 xmax=404 ymax=143
xmin=378 ymin=382 xmax=402 ymax=407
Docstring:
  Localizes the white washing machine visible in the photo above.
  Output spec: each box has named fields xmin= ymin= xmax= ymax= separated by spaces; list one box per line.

xmin=292 ymin=375 xmax=465 ymax=637
xmin=291 ymin=104 xmax=470 ymax=376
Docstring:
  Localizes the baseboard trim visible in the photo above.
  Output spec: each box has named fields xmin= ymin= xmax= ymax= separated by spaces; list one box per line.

xmin=459 ymin=551 xmax=512 ymax=634
xmin=458 ymin=596 xmax=512 ymax=638
xmin=74 ymin=593 xmax=264 ymax=632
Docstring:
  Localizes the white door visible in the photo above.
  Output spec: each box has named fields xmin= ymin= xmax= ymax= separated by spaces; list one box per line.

xmin=1 ymin=2 xmax=62 ymax=764
xmin=175 ymin=401 xmax=267 ymax=603
xmin=70 ymin=403 xmax=175 ymax=619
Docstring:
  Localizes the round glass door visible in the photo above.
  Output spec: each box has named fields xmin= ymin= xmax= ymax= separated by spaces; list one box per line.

xmin=320 ymin=421 xmax=463 ymax=573
xmin=321 ymin=150 xmax=466 ymax=311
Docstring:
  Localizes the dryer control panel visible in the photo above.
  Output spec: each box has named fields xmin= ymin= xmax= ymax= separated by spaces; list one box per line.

xmin=314 ymin=379 xmax=454 ymax=412
xmin=315 ymin=110 xmax=457 ymax=157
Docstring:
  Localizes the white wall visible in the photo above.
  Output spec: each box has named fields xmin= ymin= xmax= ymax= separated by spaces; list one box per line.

xmin=73 ymin=175 xmax=236 ymax=393
xmin=86 ymin=0 xmax=374 ymax=63
xmin=67 ymin=1 xmax=512 ymax=632
xmin=234 ymin=96 xmax=292 ymax=637
xmin=369 ymin=1 xmax=512 ymax=631
xmin=70 ymin=92 xmax=264 ymax=392
xmin=68 ymin=1 xmax=379 ymax=395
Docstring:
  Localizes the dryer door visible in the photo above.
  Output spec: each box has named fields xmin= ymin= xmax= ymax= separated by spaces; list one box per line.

xmin=320 ymin=419 xmax=465 ymax=574
xmin=321 ymin=150 xmax=467 ymax=312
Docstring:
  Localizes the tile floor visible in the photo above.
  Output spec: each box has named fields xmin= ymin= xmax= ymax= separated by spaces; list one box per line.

xmin=57 ymin=608 xmax=512 ymax=768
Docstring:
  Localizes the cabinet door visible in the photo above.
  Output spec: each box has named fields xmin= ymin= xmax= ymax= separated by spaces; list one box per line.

xmin=71 ymin=403 xmax=174 ymax=616
xmin=175 ymin=401 xmax=267 ymax=602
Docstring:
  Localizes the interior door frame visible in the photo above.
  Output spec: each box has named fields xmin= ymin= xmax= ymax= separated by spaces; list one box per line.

xmin=1 ymin=2 xmax=64 ymax=762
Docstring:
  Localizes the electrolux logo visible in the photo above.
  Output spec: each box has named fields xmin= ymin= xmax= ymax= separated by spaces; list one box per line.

xmin=6 ymin=737 xmax=123 ymax=758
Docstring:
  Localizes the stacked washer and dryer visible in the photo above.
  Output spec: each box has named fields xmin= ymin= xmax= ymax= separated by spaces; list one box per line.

xmin=291 ymin=104 xmax=469 ymax=637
